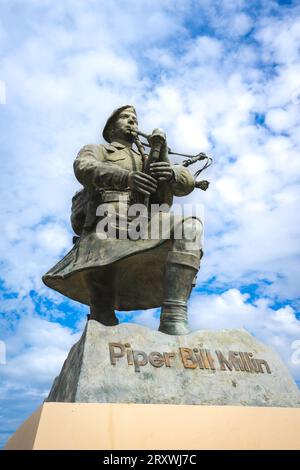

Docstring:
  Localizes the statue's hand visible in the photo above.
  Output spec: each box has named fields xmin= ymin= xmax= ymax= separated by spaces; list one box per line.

xmin=128 ymin=171 xmax=158 ymax=196
xmin=149 ymin=161 xmax=174 ymax=182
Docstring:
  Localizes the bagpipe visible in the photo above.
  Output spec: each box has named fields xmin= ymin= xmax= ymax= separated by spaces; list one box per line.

xmin=133 ymin=128 xmax=213 ymax=192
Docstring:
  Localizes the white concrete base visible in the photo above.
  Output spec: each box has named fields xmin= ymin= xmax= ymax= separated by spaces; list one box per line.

xmin=5 ymin=402 xmax=300 ymax=450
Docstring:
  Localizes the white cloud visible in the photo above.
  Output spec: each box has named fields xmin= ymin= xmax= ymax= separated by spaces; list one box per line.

xmin=0 ymin=80 xmax=5 ymax=104
xmin=1 ymin=314 xmax=81 ymax=391
xmin=256 ymin=15 xmax=300 ymax=65
xmin=183 ymin=36 xmax=223 ymax=64
xmin=265 ymin=107 xmax=296 ymax=132
xmin=231 ymin=13 xmax=253 ymax=36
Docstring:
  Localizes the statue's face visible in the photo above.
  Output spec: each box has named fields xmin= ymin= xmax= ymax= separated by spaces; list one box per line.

xmin=111 ymin=110 xmax=138 ymax=142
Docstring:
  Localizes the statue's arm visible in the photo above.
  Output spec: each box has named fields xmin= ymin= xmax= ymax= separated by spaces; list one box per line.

xmin=73 ymin=144 xmax=129 ymax=190
xmin=169 ymin=165 xmax=195 ymax=196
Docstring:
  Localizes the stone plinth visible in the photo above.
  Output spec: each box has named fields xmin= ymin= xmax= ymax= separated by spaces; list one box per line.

xmin=47 ymin=321 xmax=300 ymax=407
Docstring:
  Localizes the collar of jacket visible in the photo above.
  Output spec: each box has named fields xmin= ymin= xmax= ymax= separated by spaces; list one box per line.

xmin=104 ymin=141 xmax=127 ymax=152
xmin=104 ymin=141 xmax=140 ymax=156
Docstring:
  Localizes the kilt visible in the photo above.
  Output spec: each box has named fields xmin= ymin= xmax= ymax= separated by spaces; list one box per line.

xmin=42 ymin=211 xmax=200 ymax=310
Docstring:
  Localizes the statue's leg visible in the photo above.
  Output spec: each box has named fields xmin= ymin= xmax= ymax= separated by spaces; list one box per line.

xmin=159 ymin=218 xmax=202 ymax=335
xmin=86 ymin=268 xmax=119 ymax=326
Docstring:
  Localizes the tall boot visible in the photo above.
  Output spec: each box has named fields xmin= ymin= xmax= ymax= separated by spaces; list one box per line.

xmin=159 ymin=251 xmax=200 ymax=335
xmin=86 ymin=270 xmax=119 ymax=326
xmin=89 ymin=290 xmax=119 ymax=326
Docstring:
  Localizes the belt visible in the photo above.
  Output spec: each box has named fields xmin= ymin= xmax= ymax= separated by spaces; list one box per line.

xmin=100 ymin=190 xmax=130 ymax=203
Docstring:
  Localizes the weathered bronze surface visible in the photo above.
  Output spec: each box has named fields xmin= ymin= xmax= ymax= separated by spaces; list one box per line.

xmin=43 ymin=105 xmax=204 ymax=335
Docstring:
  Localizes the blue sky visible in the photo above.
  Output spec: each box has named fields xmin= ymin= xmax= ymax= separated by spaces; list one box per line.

xmin=1 ymin=0 xmax=300 ymax=448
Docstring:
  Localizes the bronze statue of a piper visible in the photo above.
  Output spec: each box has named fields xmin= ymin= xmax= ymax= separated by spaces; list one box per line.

xmin=43 ymin=105 xmax=207 ymax=335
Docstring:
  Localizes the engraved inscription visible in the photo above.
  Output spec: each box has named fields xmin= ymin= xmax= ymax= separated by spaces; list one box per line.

xmin=108 ymin=343 xmax=272 ymax=374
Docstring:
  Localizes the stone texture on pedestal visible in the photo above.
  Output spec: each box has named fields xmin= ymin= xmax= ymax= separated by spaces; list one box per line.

xmin=47 ymin=321 xmax=300 ymax=407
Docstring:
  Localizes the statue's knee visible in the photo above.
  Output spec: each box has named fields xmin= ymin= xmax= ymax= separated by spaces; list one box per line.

xmin=182 ymin=218 xmax=202 ymax=251
xmin=183 ymin=218 xmax=202 ymax=240
xmin=173 ymin=218 xmax=203 ymax=252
